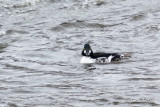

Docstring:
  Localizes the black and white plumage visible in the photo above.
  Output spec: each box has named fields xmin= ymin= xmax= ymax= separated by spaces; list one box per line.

xmin=80 ymin=44 xmax=125 ymax=64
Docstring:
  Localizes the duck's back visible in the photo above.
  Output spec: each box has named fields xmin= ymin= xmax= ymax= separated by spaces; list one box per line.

xmin=92 ymin=52 xmax=118 ymax=58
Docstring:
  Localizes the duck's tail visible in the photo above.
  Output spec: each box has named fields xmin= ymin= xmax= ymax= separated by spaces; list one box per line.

xmin=119 ymin=52 xmax=132 ymax=58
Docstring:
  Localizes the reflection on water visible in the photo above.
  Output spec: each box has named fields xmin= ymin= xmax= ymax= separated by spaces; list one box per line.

xmin=0 ymin=0 xmax=160 ymax=106
xmin=83 ymin=64 xmax=97 ymax=71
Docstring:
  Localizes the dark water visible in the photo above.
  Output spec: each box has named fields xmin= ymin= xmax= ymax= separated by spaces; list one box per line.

xmin=0 ymin=0 xmax=160 ymax=106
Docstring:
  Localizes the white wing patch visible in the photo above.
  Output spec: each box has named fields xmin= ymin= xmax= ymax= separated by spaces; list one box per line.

xmin=96 ymin=55 xmax=114 ymax=63
xmin=80 ymin=55 xmax=115 ymax=64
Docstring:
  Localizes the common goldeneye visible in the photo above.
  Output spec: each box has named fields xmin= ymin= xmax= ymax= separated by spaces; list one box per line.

xmin=80 ymin=44 xmax=126 ymax=64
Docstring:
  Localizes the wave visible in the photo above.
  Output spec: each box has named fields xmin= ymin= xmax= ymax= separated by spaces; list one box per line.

xmin=4 ymin=29 xmax=30 ymax=35
xmin=51 ymin=20 xmax=106 ymax=31
xmin=1 ymin=0 xmax=42 ymax=9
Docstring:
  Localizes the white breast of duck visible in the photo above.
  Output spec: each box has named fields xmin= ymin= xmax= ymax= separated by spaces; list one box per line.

xmin=80 ymin=56 xmax=96 ymax=64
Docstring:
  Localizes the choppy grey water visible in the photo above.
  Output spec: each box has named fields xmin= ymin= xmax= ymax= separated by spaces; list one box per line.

xmin=0 ymin=0 xmax=160 ymax=106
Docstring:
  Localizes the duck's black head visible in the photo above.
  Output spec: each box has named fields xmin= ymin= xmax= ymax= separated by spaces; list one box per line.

xmin=81 ymin=44 xmax=93 ymax=57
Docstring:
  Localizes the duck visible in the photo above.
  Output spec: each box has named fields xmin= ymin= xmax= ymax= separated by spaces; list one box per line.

xmin=80 ymin=44 xmax=126 ymax=64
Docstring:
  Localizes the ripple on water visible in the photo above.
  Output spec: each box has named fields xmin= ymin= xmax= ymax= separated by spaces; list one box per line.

xmin=7 ymin=103 xmax=19 ymax=107
xmin=130 ymin=13 xmax=147 ymax=21
xmin=122 ymin=77 xmax=160 ymax=81
xmin=0 ymin=43 xmax=7 ymax=50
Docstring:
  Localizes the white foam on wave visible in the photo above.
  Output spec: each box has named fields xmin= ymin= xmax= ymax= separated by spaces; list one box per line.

xmin=1 ymin=0 xmax=42 ymax=9
xmin=83 ymin=0 xmax=104 ymax=7
xmin=0 ymin=31 xmax=6 ymax=36
xmin=25 ymin=0 xmax=41 ymax=6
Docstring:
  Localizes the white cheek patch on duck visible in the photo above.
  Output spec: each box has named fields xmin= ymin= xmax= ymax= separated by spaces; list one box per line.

xmin=84 ymin=50 xmax=92 ymax=56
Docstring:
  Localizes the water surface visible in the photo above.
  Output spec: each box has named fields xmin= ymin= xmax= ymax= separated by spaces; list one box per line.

xmin=0 ymin=0 xmax=160 ymax=106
